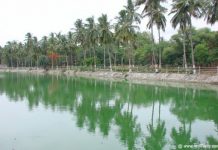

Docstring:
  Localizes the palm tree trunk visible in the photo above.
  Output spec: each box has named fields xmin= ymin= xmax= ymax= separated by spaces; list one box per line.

xmin=114 ymin=52 xmax=117 ymax=68
xmin=37 ymin=55 xmax=39 ymax=70
xmin=66 ymin=55 xmax=69 ymax=70
xmin=10 ymin=56 xmax=13 ymax=68
xmin=128 ymin=44 xmax=132 ymax=72
xmin=151 ymin=24 xmax=158 ymax=73
xmin=158 ymin=28 xmax=162 ymax=69
xmin=104 ymin=47 xmax=106 ymax=69
xmin=182 ymin=33 xmax=188 ymax=70
xmin=93 ymin=47 xmax=96 ymax=70
xmin=70 ymin=52 xmax=73 ymax=68
xmin=189 ymin=22 xmax=196 ymax=74
xmin=52 ymin=58 xmax=54 ymax=70
xmin=83 ymin=48 xmax=86 ymax=66
xmin=17 ymin=59 xmax=19 ymax=68
xmin=108 ymin=46 xmax=112 ymax=72
xmin=30 ymin=58 xmax=32 ymax=68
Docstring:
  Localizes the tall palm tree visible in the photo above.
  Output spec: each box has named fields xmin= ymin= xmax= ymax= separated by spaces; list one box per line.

xmin=48 ymin=33 xmax=57 ymax=69
xmin=153 ymin=6 xmax=167 ymax=69
xmin=170 ymin=1 xmax=191 ymax=70
xmin=115 ymin=10 xmax=135 ymax=72
xmin=205 ymin=0 xmax=218 ymax=24
xmin=67 ymin=31 xmax=76 ymax=67
xmin=136 ymin=0 xmax=165 ymax=72
xmin=56 ymin=32 xmax=69 ymax=69
xmin=116 ymin=0 xmax=141 ymax=72
xmin=25 ymin=33 xmax=34 ymax=68
xmin=187 ymin=0 xmax=203 ymax=74
xmin=98 ymin=14 xmax=113 ymax=71
xmin=170 ymin=0 xmax=203 ymax=74
xmin=73 ymin=19 xmax=86 ymax=65
xmin=33 ymin=36 xmax=39 ymax=69
xmin=85 ymin=17 xmax=99 ymax=70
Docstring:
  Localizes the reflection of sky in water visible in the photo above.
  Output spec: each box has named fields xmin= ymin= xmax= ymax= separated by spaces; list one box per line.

xmin=0 ymin=95 xmax=125 ymax=150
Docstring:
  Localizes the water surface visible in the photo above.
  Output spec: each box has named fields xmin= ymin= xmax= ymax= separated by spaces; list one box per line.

xmin=0 ymin=73 xmax=218 ymax=150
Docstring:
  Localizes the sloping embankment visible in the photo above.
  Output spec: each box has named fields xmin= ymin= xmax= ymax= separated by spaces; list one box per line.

xmin=1 ymin=68 xmax=218 ymax=85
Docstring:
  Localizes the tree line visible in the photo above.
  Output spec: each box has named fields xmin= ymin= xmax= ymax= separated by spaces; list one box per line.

xmin=0 ymin=0 xmax=217 ymax=72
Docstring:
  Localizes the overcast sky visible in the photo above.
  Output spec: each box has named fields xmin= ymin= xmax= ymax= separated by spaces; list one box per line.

xmin=0 ymin=0 xmax=217 ymax=46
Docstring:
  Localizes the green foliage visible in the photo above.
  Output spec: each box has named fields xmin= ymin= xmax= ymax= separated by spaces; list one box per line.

xmin=195 ymin=43 xmax=209 ymax=65
xmin=0 ymin=0 xmax=217 ymax=69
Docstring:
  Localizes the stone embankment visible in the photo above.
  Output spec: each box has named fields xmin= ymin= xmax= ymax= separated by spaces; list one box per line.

xmin=1 ymin=68 xmax=218 ymax=85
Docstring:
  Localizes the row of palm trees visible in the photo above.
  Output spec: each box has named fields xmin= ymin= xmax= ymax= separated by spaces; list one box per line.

xmin=136 ymin=0 xmax=217 ymax=73
xmin=1 ymin=0 xmax=217 ymax=72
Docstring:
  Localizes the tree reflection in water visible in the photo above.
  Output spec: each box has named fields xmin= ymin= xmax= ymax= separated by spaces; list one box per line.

xmin=0 ymin=73 xmax=218 ymax=150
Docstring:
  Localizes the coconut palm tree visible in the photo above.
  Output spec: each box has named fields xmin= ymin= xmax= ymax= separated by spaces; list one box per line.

xmin=170 ymin=0 xmax=203 ymax=74
xmin=98 ymin=14 xmax=113 ymax=71
xmin=33 ymin=36 xmax=40 ymax=69
xmin=25 ymin=33 xmax=34 ymax=68
xmin=187 ymin=0 xmax=203 ymax=74
xmin=85 ymin=17 xmax=99 ymax=70
xmin=136 ymin=0 xmax=165 ymax=72
xmin=67 ymin=31 xmax=77 ymax=67
xmin=153 ymin=6 xmax=167 ymax=69
xmin=170 ymin=2 xmax=190 ymax=70
xmin=116 ymin=0 xmax=141 ymax=72
xmin=73 ymin=19 xmax=86 ymax=65
xmin=48 ymin=33 xmax=58 ymax=69
xmin=205 ymin=0 xmax=218 ymax=24
xmin=56 ymin=32 xmax=69 ymax=69
xmin=115 ymin=10 xmax=135 ymax=72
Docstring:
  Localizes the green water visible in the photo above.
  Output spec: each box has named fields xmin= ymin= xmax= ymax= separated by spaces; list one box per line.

xmin=0 ymin=73 xmax=218 ymax=150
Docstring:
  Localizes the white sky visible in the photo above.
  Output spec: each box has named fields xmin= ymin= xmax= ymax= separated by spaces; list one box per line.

xmin=0 ymin=0 xmax=217 ymax=46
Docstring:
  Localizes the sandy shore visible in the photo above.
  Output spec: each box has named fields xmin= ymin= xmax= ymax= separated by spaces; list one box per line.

xmin=1 ymin=68 xmax=218 ymax=91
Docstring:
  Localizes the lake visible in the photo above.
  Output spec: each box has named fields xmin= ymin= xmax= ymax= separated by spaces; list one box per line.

xmin=0 ymin=73 xmax=218 ymax=150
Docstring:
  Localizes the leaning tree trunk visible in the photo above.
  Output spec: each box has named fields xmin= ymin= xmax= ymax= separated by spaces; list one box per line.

xmin=182 ymin=33 xmax=188 ymax=71
xmin=189 ymin=21 xmax=196 ymax=74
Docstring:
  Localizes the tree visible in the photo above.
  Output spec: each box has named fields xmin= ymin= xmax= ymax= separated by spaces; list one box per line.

xmin=48 ymin=33 xmax=58 ymax=69
xmin=25 ymin=33 xmax=34 ymax=67
xmin=153 ymin=6 xmax=166 ymax=69
xmin=171 ymin=0 xmax=203 ymax=73
xmin=170 ymin=1 xmax=190 ymax=70
xmin=33 ymin=36 xmax=40 ymax=69
xmin=205 ymin=0 xmax=218 ymax=24
xmin=73 ymin=19 xmax=86 ymax=65
xmin=136 ymin=0 xmax=166 ymax=72
xmin=116 ymin=0 xmax=141 ymax=72
xmin=85 ymin=17 xmax=99 ymax=70
xmin=67 ymin=31 xmax=77 ymax=67
xmin=98 ymin=14 xmax=113 ymax=71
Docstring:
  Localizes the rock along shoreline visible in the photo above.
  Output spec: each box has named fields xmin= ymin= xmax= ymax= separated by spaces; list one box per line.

xmin=1 ymin=68 xmax=218 ymax=85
